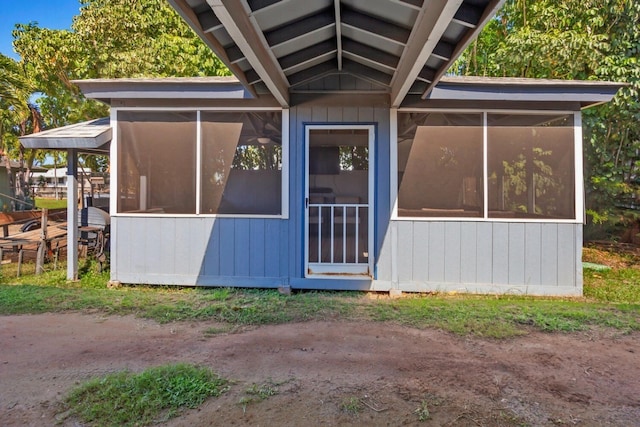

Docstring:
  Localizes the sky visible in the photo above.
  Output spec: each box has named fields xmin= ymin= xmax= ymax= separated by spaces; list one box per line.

xmin=0 ymin=0 xmax=82 ymax=59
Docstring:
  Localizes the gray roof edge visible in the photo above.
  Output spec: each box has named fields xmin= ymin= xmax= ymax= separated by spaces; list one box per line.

xmin=438 ymin=75 xmax=627 ymax=88
xmin=71 ymin=76 xmax=241 ymax=85
xmin=427 ymin=76 xmax=625 ymax=108
xmin=73 ymin=76 xmax=253 ymax=102
xmin=19 ymin=118 xmax=112 ymax=150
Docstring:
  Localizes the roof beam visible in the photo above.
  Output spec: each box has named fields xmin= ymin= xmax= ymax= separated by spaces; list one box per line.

xmin=452 ymin=3 xmax=483 ymax=28
xmin=279 ymin=39 xmax=337 ymax=72
xmin=288 ymin=61 xmax=336 ymax=87
xmin=265 ymin=10 xmax=334 ymax=47
xmin=341 ymin=8 xmax=411 ymax=45
xmin=334 ymin=0 xmax=343 ymax=70
xmin=167 ymin=0 xmax=258 ymax=98
xmin=390 ymin=0 xmax=463 ymax=107
xmin=342 ymin=59 xmax=393 ymax=86
xmin=420 ymin=0 xmax=506 ymax=100
xmin=207 ymin=0 xmax=290 ymax=107
xmin=342 ymin=39 xmax=400 ymax=71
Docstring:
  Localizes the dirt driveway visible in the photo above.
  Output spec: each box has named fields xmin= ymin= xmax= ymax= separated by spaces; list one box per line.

xmin=1 ymin=313 xmax=639 ymax=426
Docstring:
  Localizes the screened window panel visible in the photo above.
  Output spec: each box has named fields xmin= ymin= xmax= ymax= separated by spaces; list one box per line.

xmin=397 ymin=113 xmax=484 ymax=217
xmin=117 ymin=111 xmax=197 ymax=214
xmin=201 ymin=112 xmax=282 ymax=215
xmin=487 ymin=114 xmax=575 ymax=219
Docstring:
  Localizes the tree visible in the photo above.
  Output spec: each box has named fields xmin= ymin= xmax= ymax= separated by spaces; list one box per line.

xmin=0 ymin=53 xmax=41 ymax=210
xmin=455 ymin=0 xmax=640 ymax=232
xmin=11 ymin=0 xmax=231 ymax=173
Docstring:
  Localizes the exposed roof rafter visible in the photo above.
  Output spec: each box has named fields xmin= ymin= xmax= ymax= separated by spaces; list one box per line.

xmin=334 ymin=0 xmax=343 ymax=70
xmin=421 ymin=0 xmax=506 ymax=99
xmin=279 ymin=40 xmax=337 ymax=72
xmin=452 ymin=3 xmax=483 ymax=28
xmin=341 ymin=8 xmax=411 ymax=45
xmin=169 ymin=0 xmax=507 ymax=106
xmin=390 ymin=0 xmax=464 ymax=107
xmin=167 ymin=0 xmax=258 ymax=98
xmin=265 ymin=11 xmax=334 ymax=47
xmin=207 ymin=0 xmax=290 ymax=107
xmin=196 ymin=9 xmax=222 ymax=33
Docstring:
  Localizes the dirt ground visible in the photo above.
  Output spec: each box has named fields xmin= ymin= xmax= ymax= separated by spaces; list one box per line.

xmin=1 ymin=314 xmax=639 ymax=426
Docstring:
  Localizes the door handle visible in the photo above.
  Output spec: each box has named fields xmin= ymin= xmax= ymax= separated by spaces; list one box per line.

xmin=305 ymin=197 xmax=309 ymax=208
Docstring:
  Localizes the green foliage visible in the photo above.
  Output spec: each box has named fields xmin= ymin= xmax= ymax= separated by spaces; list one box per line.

xmin=238 ymin=379 xmax=282 ymax=411
xmin=584 ymin=267 xmax=640 ymax=303
xmin=10 ymin=0 xmax=231 ymax=175
xmin=62 ymin=363 xmax=228 ymax=426
xmin=1 ymin=263 xmax=640 ymax=338
xmin=456 ymin=0 xmax=640 ymax=222
xmin=339 ymin=396 xmax=363 ymax=415
xmin=0 ymin=53 xmax=42 ymax=210
xmin=34 ymin=197 xmax=67 ymax=209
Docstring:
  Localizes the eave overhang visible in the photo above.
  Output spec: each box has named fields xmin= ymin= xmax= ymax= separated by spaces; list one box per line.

xmin=72 ymin=76 xmax=254 ymax=105
xmin=403 ymin=76 xmax=626 ymax=109
xmin=167 ymin=0 xmax=506 ymax=107
xmin=19 ymin=117 xmax=111 ymax=154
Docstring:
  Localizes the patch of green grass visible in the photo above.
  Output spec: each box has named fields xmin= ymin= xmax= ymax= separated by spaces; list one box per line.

xmin=1 ymin=259 xmax=640 ymax=338
xmin=414 ymin=393 xmax=444 ymax=422
xmin=339 ymin=396 xmax=363 ymax=415
xmin=415 ymin=400 xmax=430 ymax=422
xmin=61 ymin=363 xmax=228 ymax=427
xmin=203 ymin=325 xmax=235 ymax=336
xmin=584 ymin=267 xmax=640 ymax=303
xmin=34 ymin=197 xmax=67 ymax=210
xmin=245 ymin=381 xmax=279 ymax=400
xmin=368 ymin=295 xmax=640 ymax=337
xmin=238 ymin=380 xmax=282 ymax=413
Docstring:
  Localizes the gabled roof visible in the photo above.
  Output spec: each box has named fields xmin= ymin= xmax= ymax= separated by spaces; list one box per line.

xmin=168 ymin=0 xmax=505 ymax=107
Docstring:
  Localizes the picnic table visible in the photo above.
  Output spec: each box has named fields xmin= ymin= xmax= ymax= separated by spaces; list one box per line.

xmin=0 ymin=223 xmax=68 ymax=276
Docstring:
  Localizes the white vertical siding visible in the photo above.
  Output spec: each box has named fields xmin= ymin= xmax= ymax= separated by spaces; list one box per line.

xmin=111 ymin=216 xmax=287 ymax=287
xmin=376 ymin=221 xmax=582 ymax=295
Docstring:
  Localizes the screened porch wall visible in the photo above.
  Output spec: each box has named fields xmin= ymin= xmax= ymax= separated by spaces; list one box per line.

xmin=375 ymin=221 xmax=583 ymax=295
xmin=110 ymin=216 xmax=288 ymax=287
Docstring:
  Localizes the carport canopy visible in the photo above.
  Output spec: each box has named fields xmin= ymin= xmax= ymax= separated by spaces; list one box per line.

xmin=19 ymin=117 xmax=111 ymax=281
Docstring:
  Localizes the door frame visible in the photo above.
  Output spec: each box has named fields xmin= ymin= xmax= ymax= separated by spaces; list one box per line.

xmin=304 ymin=124 xmax=375 ymax=278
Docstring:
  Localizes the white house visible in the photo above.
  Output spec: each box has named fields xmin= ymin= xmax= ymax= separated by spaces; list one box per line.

xmin=31 ymin=167 xmax=94 ymax=198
